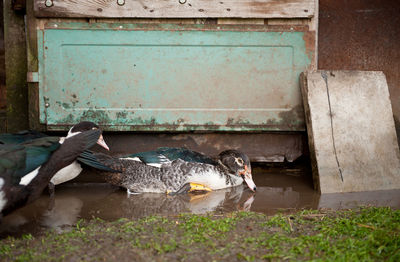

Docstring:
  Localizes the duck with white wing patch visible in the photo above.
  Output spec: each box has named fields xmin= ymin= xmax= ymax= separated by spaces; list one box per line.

xmin=78 ymin=147 xmax=257 ymax=194
xmin=48 ymin=121 xmax=109 ymax=196
xmin=0 ymin=126 xmax=103 ymax=218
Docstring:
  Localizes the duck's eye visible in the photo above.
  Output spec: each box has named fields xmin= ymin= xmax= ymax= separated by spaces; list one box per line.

xmin=235 ymin=158 xmax=244 ymax=166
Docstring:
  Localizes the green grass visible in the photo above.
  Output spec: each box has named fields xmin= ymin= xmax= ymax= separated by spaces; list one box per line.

xmin=0 ymin=207 xmax=399 ymax=261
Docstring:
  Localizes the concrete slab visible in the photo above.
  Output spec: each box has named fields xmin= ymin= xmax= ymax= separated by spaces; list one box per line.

xmin=301 ymin=71 xmax=400 ymax=193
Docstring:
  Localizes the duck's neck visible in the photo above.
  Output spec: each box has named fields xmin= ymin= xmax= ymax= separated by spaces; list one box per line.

xmin=216 ymin=159 xmax=231 ymax=175
xmin=59 ymin=129 xmax=79 ymax=144
xmin=215 ymin=160 xmax=243 ymax=188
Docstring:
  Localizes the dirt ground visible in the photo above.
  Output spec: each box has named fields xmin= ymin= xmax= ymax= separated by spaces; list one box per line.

xmin=0 ymin=207 xmax=399 ymax=261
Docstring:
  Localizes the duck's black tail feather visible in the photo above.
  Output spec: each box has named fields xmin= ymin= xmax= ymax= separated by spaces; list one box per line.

xmin=78 ymin=151 xmax=123 ymax=172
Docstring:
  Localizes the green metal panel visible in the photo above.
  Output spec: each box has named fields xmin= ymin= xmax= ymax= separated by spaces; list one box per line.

xmin=38 ymin=23 xmax=311 ymax=131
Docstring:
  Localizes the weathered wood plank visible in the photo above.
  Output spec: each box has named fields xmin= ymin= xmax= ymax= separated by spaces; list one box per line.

xmin=4 ymin=0 xmax=29 ymax=131
xmin=267 ymin=18 xmax=309 ymax=25
xmin=26 ymin=0 xmax=44 ymax=130
xmin=301 ymin=71 xmax=400 ymax=193
xmin=217 ymin=18 xmax=265 ymax=25
xmin=34 ymin=0 xmax=315 ymax=18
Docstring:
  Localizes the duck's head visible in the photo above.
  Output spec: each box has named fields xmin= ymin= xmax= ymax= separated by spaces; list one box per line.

xmin=67 ymin=121 xmax=110 ymax=150
xmin=218 ymin=150 xmax=256 ymax=192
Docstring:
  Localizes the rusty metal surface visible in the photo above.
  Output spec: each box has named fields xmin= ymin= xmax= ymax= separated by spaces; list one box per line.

xmin=38 ymin=22 xmax=313 ymax=131
xmin=318 ymin=0 xmax=400 ymax=143
xmin=96 ymin=132 xmax=306 ymax=163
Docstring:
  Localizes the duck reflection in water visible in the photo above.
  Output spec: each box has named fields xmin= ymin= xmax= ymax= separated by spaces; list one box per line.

xmin=117 ymin=184 xmax=256 ymax=218
xmin=0 ymin=185 xmax=255 ymax=237
xmin=41 ymin=196 xmax=83 ymax=232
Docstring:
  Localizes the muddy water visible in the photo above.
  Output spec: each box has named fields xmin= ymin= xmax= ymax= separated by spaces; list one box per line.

xmin=1 ymin=165 xmax=399 ymax=237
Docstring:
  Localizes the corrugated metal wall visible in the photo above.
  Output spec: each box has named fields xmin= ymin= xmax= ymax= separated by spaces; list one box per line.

xmin=319 ymin=0 xmax=400 ymax=145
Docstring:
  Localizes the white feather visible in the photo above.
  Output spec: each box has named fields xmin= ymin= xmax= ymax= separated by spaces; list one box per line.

xmin=127 ymin=189 xmax=142 ymax=195
xmin=19 ymin=166 xmax=40 ymax=186
xmin=120 ymin=157 xmax=163 ymax=168
xmin=50 ymin=161 xmax=83 ymax=185
xmin=147 ymin=163 xmax=162 ymax=168
xmin=0 ymin=178 xmax=6 ymax=212
xmin=67 ymin=128 xmax=81 ymax=138
xmin=59 ymin=129 xmax=81 ymax=145
xmin=186 ymin=171 xmax=243 ymax=190
xmin=157 ymin=155 xmax=171 ymax=163
xmin=59 ymin=137 xmax=66 ymax=144
xmin=120 ymin=157 xmax=141 ymax=162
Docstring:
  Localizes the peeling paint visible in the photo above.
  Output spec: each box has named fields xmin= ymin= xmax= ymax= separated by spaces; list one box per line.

xmin=39 ymin=22 xmax=311 ymax=131
xmin=116 ymin=111 xmax=128 ymax=119
xmin=81 ymin=109 xmax=113 ymax=125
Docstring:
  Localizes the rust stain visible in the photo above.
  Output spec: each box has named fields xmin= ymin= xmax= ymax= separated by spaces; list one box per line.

xmin=319 ymin=0 xmax=400 ymax=144
xmin=277 ymin=104 xmax=306 ymax=130
xmin=302 ymin=30 xmax=315 ymax=70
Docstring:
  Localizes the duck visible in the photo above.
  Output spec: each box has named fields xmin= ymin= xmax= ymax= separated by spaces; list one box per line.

xmin=77 ymin=147 xmax=257 ymax=194
xmin=0 ymin=128 xmax=103 ymax=218
xmin=0 ymin=122 xmax=110 ymax=196
xmin=48 ymin=121 xmax=109 ymax=196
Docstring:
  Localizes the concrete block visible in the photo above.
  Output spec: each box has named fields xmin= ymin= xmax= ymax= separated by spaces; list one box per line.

xmin=301 ymin=71 xmax=400 ymax=193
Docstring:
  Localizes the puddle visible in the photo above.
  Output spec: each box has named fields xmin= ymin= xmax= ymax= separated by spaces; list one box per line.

xmin=1 ymin=165 xmax=399 ymax=238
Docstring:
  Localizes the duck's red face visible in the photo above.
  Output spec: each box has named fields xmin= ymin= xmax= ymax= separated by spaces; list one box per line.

xmin=238 ymin=164 xmax=256 ymax=192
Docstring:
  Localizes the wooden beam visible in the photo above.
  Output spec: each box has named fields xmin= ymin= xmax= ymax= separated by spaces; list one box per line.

xmin=26 ymin=0 xmax=43 ymax=130
xmin=34 ymin=0 xmax=314 ymax=18
xmin=4 ymin=0 xmax=29 ymax=131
